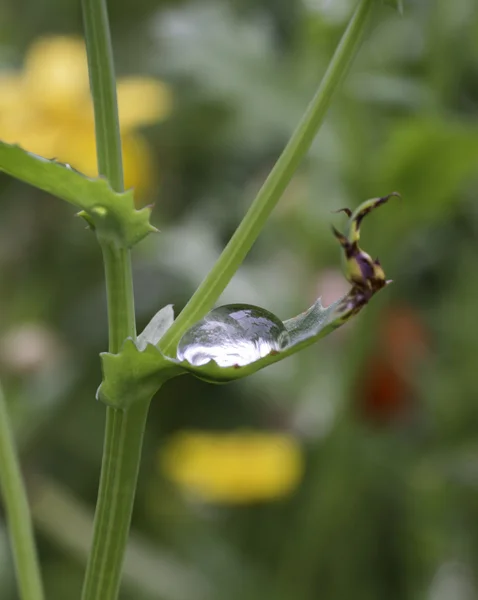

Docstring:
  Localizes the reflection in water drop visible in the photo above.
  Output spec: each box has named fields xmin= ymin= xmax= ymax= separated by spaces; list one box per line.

xmin=177 ymin=304 xmax=290 ymax=368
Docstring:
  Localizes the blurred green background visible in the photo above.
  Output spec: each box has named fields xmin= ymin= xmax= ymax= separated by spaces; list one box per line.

xmin=2 ymin=0 xmax=478 ymax=598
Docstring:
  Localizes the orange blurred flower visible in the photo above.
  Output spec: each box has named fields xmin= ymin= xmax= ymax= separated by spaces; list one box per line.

xmin=0 ymin=36 xmax=172 ymax=202
xmin=357 ymin=306 xmax=429 ymax=426
xmin=160 ymin=430 xmax=304 ymax=504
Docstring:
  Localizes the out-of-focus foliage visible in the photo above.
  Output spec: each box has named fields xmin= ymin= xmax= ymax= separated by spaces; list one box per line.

xmin=1 ymin=0 xmax=478 ymax=599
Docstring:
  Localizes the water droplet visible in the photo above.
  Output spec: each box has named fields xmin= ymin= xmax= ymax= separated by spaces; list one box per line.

xmin=177 ymin=304 xmax=290 ymax=368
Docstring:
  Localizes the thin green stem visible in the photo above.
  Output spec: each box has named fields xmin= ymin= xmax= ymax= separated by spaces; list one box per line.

xmin=81 ymin=1 xmax=148 ymax=599
xmin=101 ymin=242 xmax=136 ymax=353
xmin=82 ymin=0 xmax=124 ymax=193
xmin=0 ymin=383 xmax=44 ymax=600
xmin=159 ymin=0 xmax=375 ymax=356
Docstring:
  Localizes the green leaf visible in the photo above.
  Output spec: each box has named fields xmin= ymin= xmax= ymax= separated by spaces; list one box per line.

xmin=97 ymin=193 xmax=395 ymax=395
xmin=136 ymin=305 xmax=175 ymax=351
xmin=0 ymin=142 xmax=156 ymax=248
xmin=97 ymin=293 xmax=364 ymax=402
xmin=170 ymin=194 xmax=397 ymax=383
xmin=171 ymin=298 xmax=355 ymax=383
xmin=96 ymin=294 xmax=357 ymax=403
xmin=97 ymin=305 xmax=178 ymax=408
xmin=98 ymin=340 xmax=181 ymax=408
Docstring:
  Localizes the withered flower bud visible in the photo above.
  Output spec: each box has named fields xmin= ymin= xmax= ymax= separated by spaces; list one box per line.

xmin=332 ymin=193 xmax=400 ymax=316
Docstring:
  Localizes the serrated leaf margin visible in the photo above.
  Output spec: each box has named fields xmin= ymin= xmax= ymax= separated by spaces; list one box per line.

xmin=0 ymin=141 xmax=157 ymax=247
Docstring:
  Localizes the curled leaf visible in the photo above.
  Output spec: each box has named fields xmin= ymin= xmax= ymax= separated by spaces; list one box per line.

xmin=96 ymin=194 xmax=400 ymax=400
xmin=173 ymin=299 xmax=345 ymax=383
xmin=173 ymin=193 xmax=399 ymax=383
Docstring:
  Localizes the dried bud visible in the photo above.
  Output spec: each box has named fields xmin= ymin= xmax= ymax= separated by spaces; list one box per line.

xmin=332 ymin=193 xmax=400 ymax=315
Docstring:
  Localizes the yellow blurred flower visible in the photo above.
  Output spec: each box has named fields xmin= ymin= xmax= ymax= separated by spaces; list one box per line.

xmin=0 ymin=36 xmax=172 ymax=202
xmin=160 ymin=430 xmax=304 ymax=504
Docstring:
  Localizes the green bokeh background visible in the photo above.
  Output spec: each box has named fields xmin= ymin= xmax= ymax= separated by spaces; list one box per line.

xmin=2 ymin=0 xmax=478 ymax=598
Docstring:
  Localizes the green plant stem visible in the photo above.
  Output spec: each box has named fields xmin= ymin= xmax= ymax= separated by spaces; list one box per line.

xmin=0 ymin=384 xmax=44 ymax=600
xmin=82 ymin=0 xmax=124 ymax=193
xmin=101 ymin=242 xmax=136 ymax=353
xmin=80 ymin=397 xmax=151 ymax=600
xmin=81 ymin=1 xmax=149 ymax=599
xmin=159 ymin=0 xmax=375 ymax=356
xmin=82 ymin=241 xmax=144 ymax=600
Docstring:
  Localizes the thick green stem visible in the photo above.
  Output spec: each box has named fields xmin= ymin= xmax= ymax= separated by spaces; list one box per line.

xmin=82 ymin=240 xmax=145 ymax=600
xmin=80 ymin=397 xmax=151 ymax=600
xmin=0 ymin=384 xmax=44 ymax=600
xmin=81 ymin=1 xmax=148 ymax=599
xmin=159 ymin=0 xmax=375 ymax=356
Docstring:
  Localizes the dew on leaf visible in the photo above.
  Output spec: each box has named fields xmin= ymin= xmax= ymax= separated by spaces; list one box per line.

xmin=177 ymin=304 xmax=291 ymax=368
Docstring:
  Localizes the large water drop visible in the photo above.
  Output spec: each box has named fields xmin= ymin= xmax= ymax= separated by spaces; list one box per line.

xmin=177 ymin=304 xmax=291 ymax=368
